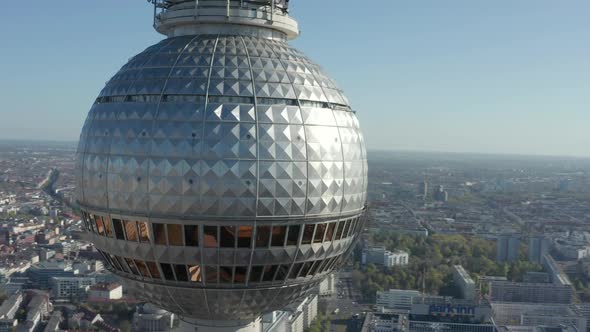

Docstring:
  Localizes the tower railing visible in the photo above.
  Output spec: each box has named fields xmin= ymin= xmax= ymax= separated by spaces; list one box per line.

xmin=149 ymin=0 xmax=298 ymax=39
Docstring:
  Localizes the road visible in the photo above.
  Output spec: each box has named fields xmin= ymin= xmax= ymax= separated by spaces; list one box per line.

xmin=321 ymin=271 xmax=369 ymax=332
xmin=38 ymin=168 xmax=78 ymax=210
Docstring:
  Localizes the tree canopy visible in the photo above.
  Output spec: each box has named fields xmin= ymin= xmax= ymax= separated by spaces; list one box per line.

xmin=353 ymin=232 xmax=543 ymax=302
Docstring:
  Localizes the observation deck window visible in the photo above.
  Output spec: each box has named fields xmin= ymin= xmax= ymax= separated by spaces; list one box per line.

xmin=138 ymin=221 xmax=151 ymax=243
xmin=289 ymin=263 xmax=303 ymax=279
xmin=301 ymin=224 xmax=315 ymax=245
xmin=220 ymin=226 xmax=237 ymax=248
xmin=335 ymin=220 xmax=344 ymax=240
xmin=249 ymin=266 xmax=263 ymax=283
xmin=109 ymin=254 xmax=123 ymax=271
xmin=115 ymin=256 xmax=129 ymax=273
xmin=185 ymin=225 xmax=199 ymax=247
xmin=206 ymin=265 xmax=219 ymax=284
xmin=95 ymin=216 xmax=105 ymax=236
xmin=147 ymin=261 xmax=161 ymax=279
xmin=271 ymin=226 xmax=287 ymax=247
xmin=88 ymin=214 xmax=96 ymax=233
xmin=189 ymin=265 xmax=202 ymax=282
xmin=255 ymin=226 xmax=271 ymax=248
xmin=286 ymin=225 xmax=301 ymax=246
xmin=104 ymin=217 xmax=114 ymax=237
xmin=300 ymin=261 xmax=313 ymax=277
xmin=313 ymin=223 xmax=326 ymax=243
xmin=325 ymin=222 xmax=336 ymax=242
xmin=124 ymin=220 xmax=139 ymax=242
xmin=275 ymin=264 xmax=289 ymax=281
xmin=125 ymin=258 xmax=140 ymax=276
xmin=342 ymin=220 xmax=351 ymax=240
xmin=112 ymin=219 xmax=125 ymax=240
xmin=238 ymin=226 xmax=253 ymax=248
xmin=153 ymin=223 xmax=167 ymax=245
xmin=204 ymin=226 xmax=219 ymax=248
xmin=309 ymin=260 xmax=321 ymax=275
xmin=167 ymin=224 xmax=184 ymax=246
xmin=135 ymin=260 xmax=151 ymax=278
xmin=350 ymin=219 xmax=358 ymax=237
xmin=220 ymin=266 xmax=233 ymax=284
xmin=262 ymin=265 xmax=278 ymax=282
xmin=174 ymin=264 xmax=189 ymax=282
xmin=160 ymin=263 xmax=175 ymax=281
xmin=234 ymin=266 xmax=247 ymax=284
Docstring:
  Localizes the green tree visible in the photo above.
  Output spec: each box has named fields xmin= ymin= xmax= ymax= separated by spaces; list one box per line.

xmin=356 ymin=232 xmax=545 ymax=302
xmin=119 ymin=320 xmax=132 ymax=332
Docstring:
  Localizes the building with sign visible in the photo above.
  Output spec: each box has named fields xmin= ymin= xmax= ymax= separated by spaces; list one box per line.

xmin=410 ymin=296 xmax=492 ymax=324
xmin=377 ymin=289 xmax=422 ymax=311
xmin=368 ymin=308 xmax=497 ymax=332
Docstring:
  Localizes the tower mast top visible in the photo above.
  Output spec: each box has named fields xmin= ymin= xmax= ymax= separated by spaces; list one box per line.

xmin=149 ymin=0 xmax=299 ymax=40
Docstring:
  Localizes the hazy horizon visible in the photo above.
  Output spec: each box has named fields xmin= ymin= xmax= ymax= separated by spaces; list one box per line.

xmin=1 ymin=0 xmax=588 ymax=157
xmin=2 ymin=138 xmax=590 ymax=161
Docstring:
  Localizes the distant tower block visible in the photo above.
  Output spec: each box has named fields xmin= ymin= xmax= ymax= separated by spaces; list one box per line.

xmin=418 ymin=181 xmax=428 ymax=199
xmin=76 ymin=1 xmax=367 ymax=331
xmin=529 ymin=236 xmax=550 ymax=264
xmin=433 ymin=185 xmax=448 ymax=202
xmin=496 ymin=234 xmax=521 ymax=262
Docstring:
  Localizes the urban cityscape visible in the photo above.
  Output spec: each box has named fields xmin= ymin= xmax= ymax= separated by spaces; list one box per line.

xmin=0 ymin=141 xmax=589 ymax=331
xmin=1 ymin=0 xmax=589 ymax=332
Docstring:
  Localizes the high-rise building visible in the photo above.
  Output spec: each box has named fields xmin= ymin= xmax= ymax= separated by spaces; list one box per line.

xmin=496 ymin=235 xmax=520 ymax=263
xmin=77 ymin=1 xmax=367 ymax=331
xmin=418 ymin=181 xmax=428 ymax=200
xmin=433 ymin=185 xmax=449 ymax=202
xmin=453 ymin=265 xmax=476 ymax=300
xmin=318 ymin=273 xmax=336 ymax=296
xmin=528 ymin=236 xmax=550 ymax=264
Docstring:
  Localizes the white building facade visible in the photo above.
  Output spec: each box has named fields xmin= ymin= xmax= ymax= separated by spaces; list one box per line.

xmin=376 ymin=289 xmax=422 ymax=311
xmin=362 ymin=247 xmax=409 ymax=267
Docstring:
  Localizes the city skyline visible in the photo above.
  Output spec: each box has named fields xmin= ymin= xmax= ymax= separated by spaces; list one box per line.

xmin=1 ymin=0 xmax=589 ymax=157
xmin=0 ymin=1 xmax=588 ymax=331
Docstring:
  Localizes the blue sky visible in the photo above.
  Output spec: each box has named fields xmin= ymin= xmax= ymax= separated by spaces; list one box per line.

xmin=0 ymin=1 xmax=588 ymax=156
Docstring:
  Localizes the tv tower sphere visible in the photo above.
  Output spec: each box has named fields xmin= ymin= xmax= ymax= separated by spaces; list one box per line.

xmin=77 ymin=0 xmax=367 ymax=329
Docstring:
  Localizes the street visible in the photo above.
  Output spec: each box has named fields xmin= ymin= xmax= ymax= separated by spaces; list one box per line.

xmin=321 ymin=270 xmax=368 ymax=332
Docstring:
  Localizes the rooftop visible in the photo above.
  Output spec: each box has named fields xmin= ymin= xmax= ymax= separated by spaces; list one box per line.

xmin=453 ymin=265 xmax=475 ymax=285
xmin=90 ymin=282 xmax=121 ymax=292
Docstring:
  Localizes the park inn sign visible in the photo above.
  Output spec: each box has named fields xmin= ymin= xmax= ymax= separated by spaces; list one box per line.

xmin=428 ymin=304 xmax=476 ymax=316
